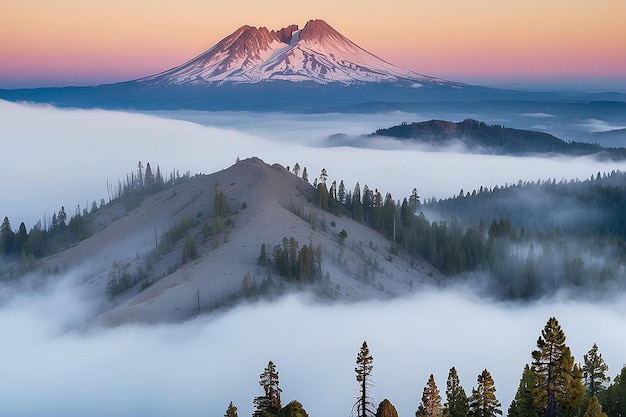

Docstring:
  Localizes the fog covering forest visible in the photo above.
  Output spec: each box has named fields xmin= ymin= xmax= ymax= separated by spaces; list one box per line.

xmin=420 ymin=170 xmax=626 ymax=299
xmin=294 ymin=165 xmax=626 ymax=302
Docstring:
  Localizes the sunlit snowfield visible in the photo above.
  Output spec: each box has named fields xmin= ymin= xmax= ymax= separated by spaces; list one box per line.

xmin=1 ymin=99 xmax=626 ymax=417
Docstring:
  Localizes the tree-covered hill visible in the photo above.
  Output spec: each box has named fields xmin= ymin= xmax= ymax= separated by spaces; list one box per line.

xmin=371 ymin=119 xmax=626 ymax=158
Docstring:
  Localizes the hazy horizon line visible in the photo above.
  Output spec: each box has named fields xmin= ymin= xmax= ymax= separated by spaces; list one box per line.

xmin=1 ymin=75 xmax=625 ymax=94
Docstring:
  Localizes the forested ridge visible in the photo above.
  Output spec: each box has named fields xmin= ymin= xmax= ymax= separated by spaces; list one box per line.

xmin=232 ymin=317 xmax=625 ymax=417
xmin=371 ymin=119 xmax=626 ymax=158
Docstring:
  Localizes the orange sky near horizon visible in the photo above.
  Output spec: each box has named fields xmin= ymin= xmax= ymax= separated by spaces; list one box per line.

xmin=2 ymin=0 xmax=625 ymax=90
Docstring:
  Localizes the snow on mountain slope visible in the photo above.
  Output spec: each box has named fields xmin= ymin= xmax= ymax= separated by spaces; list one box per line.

xmin=139 ymin=19 xmax=452 ymax=86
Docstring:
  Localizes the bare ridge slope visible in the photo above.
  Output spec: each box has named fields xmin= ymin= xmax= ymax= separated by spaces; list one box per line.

xmin=35 ymin=158 xmax=439 ymax=327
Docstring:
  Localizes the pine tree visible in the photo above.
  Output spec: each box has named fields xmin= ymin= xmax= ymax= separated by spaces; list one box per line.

xmin=468 ymin=369 xmax=502 ymax=417
xmin=25 ymin=222 xmax=45 ymax=257
xmin=508 ymin=364 xmax=539 ymax=417
xmin=362 ymin=185 xmax=372 ymax=224
xmin=137 ymin=160 xmax=144 ymax=189
xmin=601 ymin=366 xmax=626 ymax=417
xmin=224 ymin=401 xmax=238 ymax=417
xmin=443 ymin=367 xmax=469 ymax=417
xmin=416 ymin=374 xmax=442 ymax=417
xmin=353 ymin=341 xmax=375 ymax=417
xmin=51 ymin=212 xmax=58 ymax=231
xmin=609 ymin=366 xmax=626 ymax=417
xmin=376 ymin=399 xmax=399 ymax=417
xmin=351 ymin=182 xmax=362 ymax=221
xmin=58 ymin=206 xmax=67 ymax=229
xmin=409 ymin=187 xmax=420 ymax=212
xmin=320 ymin=168 xmax=328 ymax=184
xmin=14 ymin=222 xmax=28 ymax=255
xmin=338 ymin=180 xmax=346 ymax=204
xmin=318 ymin=182 xmax=329 ymax=210
xmin=144 ymin=162 xmax=155 ymax=193
xmin=253 ymin=360 xmax=282 ymax=417
xmin=0 ymin=216 xmax=15 ymax=256
xmin=619 ymin=366 xmax=626 ymax=417
xmin=214 ymin=188 xmax=228 ymax=217
xmin=584 ymin=396 xmax=608 ymax=417
xmin=566 ymin=364 xmax=588 ymax=417
xmin=531 ymin=317 xmax=583 ymax=417
xmin=584 ymin=343 xmax=610 ymax=396
xmin=155 ymin=164 xmax=164 ymax=190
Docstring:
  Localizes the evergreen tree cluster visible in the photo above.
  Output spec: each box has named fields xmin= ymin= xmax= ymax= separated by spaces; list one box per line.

xmin=0 ymin=204 xmax=92 ymax=278
xmin=228 ymin=318 xmax=624 ymax=417
xmin=296 ymin=164 xmax=626 ymax=300
xmin=245 ymin=360 xmax=309 ymax=417
xmin=428 ymin=170 xmax=626 ymax=240
xmin=412 ymin=367 xmax=501 ymax=417
xmin=106 ymin=261 xmax=136 ymax=297
xmin=508 ymin=317 xmax=625 ymax=417
xmin=0 ymin=161 xmax=187 ymax=281
xmin=258 ymin=237 xmax=323 ymax=284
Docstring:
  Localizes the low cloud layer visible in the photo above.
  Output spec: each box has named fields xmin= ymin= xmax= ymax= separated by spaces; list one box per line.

xmin=2 ymin=100 xmax=626 ymax=229
xmin=580 ymin=118 xmax=626 ymax=133
xmin=0 ymin=274 xmax=624 ymax=417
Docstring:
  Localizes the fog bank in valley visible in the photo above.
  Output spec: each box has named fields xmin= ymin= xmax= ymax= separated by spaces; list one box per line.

xmin=0 ymin=271 xmax=624 ymax=417
xmin=2 ymin=100 xmax=626 ymax=229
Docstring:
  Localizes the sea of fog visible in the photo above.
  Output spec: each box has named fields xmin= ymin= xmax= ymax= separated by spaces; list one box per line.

xmin=1 ymin=100 xmax=626 ymax=416
xmin=0 ymin=270 xmax=625 ymax=417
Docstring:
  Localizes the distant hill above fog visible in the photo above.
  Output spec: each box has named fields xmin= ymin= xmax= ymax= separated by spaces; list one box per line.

xmin=586 ymin=128 xmax=626 ymax=148
xmin=371 ymin=118 xmax=626 ymax=158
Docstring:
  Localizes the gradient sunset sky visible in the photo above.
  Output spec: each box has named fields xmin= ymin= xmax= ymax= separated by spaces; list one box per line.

xmin=2 ymin=0 xmax=625 ymax=91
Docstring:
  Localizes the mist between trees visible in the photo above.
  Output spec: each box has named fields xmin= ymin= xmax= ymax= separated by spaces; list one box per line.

xmin=231 ymin=317 xmax=625 ymax=417
xmin=290 ymin=163 xmax=626 ymax=301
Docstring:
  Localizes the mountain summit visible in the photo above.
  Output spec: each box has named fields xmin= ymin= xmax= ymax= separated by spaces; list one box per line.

xmin=139 ymin=19 xmax=447 ymax=86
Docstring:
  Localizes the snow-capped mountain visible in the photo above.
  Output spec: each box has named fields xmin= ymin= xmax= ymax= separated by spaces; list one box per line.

xmin=139 ymin=19 xmax=449 ymax=86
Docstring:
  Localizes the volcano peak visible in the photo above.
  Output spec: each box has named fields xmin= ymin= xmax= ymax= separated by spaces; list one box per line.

xmin=138 ymin=19 xmax=449 ymax=86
